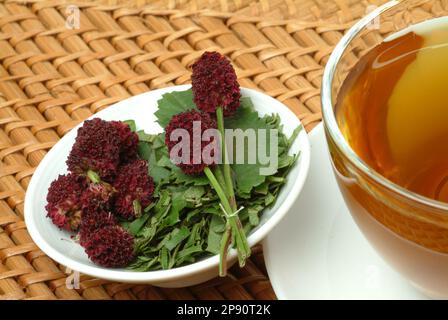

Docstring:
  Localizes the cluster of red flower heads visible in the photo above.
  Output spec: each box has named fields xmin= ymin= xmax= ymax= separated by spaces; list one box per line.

xmin=46 ymin=51 xmax=239 ymax=267
xmin=46 ymin=118 xmax=154 ymax=268
xmin=165 ymin=52 xmax=240 ymax=175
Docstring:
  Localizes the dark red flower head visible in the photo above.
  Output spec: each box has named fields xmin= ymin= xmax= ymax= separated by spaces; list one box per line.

xmin=113 ymin=159 xmax=154 ymax=220
xmin=165 ymin=110 xmax=218 ymax=175
xmin=191 ymin=51 xmax=241 ymax=117
xmin=111 ymin=121 xmax=139 ymax=163
xmin=67 ymin=118 xmax=121 ymax=181
xmin=80 ymin=182 xmax=116 ymax=213
xmin=79 ymin=209 xmax=117 ymax=247
xmin=83 ymin=225 xmax=135 ymax=268
xmin=46 ymin=173 xmax=87 ymax=231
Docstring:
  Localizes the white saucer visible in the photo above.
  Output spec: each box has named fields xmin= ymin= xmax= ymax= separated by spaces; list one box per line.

xmin=263 ymin=123 xmax=428 ymax=300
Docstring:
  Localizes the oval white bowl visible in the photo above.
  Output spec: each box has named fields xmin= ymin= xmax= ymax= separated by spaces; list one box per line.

xmin=24 ymin=85 xmax=310 ymax=287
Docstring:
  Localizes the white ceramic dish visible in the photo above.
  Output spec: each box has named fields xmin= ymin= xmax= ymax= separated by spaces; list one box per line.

xmin=25 ymin=85 xmax=310 ymax=287
xmin=263 ymin=123 xmax=428 ymax=300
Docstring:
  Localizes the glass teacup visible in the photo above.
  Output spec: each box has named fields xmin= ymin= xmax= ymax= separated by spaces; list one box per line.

xmin=322 ymin=0 xmax=448 ymax=299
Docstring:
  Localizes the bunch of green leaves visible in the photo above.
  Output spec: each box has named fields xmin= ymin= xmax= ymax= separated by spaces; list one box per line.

xmin=124 ymin=89 xmax=301 ymax=271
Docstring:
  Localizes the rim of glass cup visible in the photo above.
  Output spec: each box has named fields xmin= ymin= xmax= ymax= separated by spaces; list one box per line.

xmin=321 ymin=0 xmax=448 ymax=211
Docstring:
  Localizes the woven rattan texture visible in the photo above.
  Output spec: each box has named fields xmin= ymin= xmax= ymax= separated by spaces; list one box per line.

xmin=87 ymin=0 xmax=388 ymax=19
xmin=0 ymin=0 xmax=387 ymax=300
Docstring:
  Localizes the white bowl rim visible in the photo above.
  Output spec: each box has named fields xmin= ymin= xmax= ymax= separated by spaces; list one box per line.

xmin=24 ymin=85 xmax=311 ymax=283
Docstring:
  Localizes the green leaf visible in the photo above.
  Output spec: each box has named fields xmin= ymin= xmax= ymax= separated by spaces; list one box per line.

xmin=185 ymin=219 xmax=205 ymax=248
xmin=264 ymin=192 xmax=276 ymax=207
xmin=206 ymin=215 xmax=225 ymax=254
xmin=177 ymin=245 xmax=203 ymax=261
xmin=164 ymin=196 xmax=186 ymax=227
xmin=169 ymin=244 xmax=182 ymax=269
xmin=137 ymin=130 xmax=154 ymax=142
xmin=144 ymin=202 xmax=155 ymax=213
xmin=157 ymin=155 xmax=176 ymax=169
xmin=185 ymin=208 xmax=202 ymax=222
xmin=288 ymin=125 xmax=303 ymax=147
xmin=248 ymin=208 xmax=260 ymax=226
xmin=277 ymin=154 xmax=295 ymax=169
xmin=160 ymin=247 xmax=169 ymax=270
xmin=138 ymin=134 xmax=175 ymax=184
xmin=184 ymin=186 xmax=205 ymax=201
xmin=164 ymin=226 xmax=190 ymax=251
xmin=129 ymin=214 xmax=150 ymax=236
xmin=152 ymin=190 xmax=172 ymax=221
xmin=123 ymin=120 xmax=136 ymax=132
xmin=155 ymin=90 xmax=196 ymax=128
xmin=172 ymin=168 xmax=209 ymax=186
xmin=137 ymin=141 xmax=151 ymax=161
xmin=225 ymin=100 xmax=266 ymax=131
xmin=152 ymin=134 xmax=166 ymax=149
xmin=254 ymin=182 xmax=269 ymax=195
xmin=225 ymin=103 xmax=277 ymax=194
xmin=149 ymin=149 xmax=171 ymax=183
xmin=129 ymin=256 xmax=159 ymax=271
xmin=139 ymin=225 xmax=157 ymax=241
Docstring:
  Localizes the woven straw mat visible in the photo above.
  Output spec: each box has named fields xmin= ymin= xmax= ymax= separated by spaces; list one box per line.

xmin=0 ymin=0 xmax=390 ymax=300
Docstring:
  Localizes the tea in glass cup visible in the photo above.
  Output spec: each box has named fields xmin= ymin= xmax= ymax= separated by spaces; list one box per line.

xmin=322 ymin=0 xmax=448 ymax=298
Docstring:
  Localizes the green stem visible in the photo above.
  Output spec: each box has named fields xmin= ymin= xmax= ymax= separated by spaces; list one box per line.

xmin=204 ymin=167 xmax=237 ymax=272
xmin=87 ymin=169 xmax=100 ymax=184
xmin=216 ymin=107 xmax=237 ymax=211
xmin=216 ymin=107 xmax=251 ymax=265
xmin=204 ymin=167 xmax=249 ymax=269
xmin=213 ymin=166 xmax=227 ymax=197
xmin=204 ymin=167 xmax=232 ymax=214
xmin=218 ymin=222 xmax=232 ymax=277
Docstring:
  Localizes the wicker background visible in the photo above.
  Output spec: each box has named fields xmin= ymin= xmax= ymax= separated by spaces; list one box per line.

xmin=0 ymin=0 xmax=387 ymax=300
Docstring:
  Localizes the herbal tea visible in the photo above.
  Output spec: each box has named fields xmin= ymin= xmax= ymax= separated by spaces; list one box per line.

xmin=331 ymin=17 xmax=448 ymax=297
xmin=336 ymin=17 xmax=448 ymax=202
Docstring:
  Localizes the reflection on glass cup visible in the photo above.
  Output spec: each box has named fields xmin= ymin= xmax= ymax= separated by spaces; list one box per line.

xmin=322 ymin=0 xmax=448 ymax=298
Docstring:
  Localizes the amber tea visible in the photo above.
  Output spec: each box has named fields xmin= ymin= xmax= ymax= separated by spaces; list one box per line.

xmin=336 ymin=18 xmax=448 ymax=202
xmin=332 ymin=17 xmax=448 ymax=297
